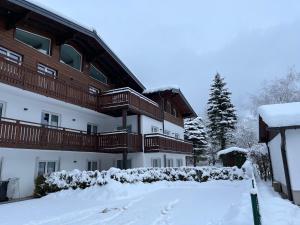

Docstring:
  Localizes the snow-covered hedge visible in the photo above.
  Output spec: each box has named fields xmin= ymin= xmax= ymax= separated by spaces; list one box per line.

xmin=34 ymin=166 xmax=248 ymax=197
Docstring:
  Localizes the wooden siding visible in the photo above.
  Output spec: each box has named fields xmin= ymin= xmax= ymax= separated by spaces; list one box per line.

xmin=0 ymin=117 xmax=142 ymax=153
xmin=144 ymin=134 xmax=193 ymax=154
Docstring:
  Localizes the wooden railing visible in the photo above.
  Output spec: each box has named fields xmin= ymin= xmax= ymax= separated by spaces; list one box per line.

xmin=0 ymin=117 xmax=142 ymax=153
xmin=164 ymin=112 xmax=184 ymax=127
xmin=100 ymin=88 xmax=162 ymax=120
xmin=0 ymin=56 xmax=99 ymax=111
xmin=144 ymin=133 xmax=193 ymax=154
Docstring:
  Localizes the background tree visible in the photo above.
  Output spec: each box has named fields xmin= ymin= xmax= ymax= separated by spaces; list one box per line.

xmin=207 ymin=73 xmax=237 ymax=163
xmin=184 ymin=117 xmax=208 ymax=166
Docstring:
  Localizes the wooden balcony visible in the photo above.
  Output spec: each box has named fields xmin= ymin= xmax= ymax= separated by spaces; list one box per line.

xmin=0 ymin=117 xmax=142 ymax=153
xmin=164 ymin=112 xmax=184 ymax=127
xmin=0 ymin=56 xmax=162 ymax=121
xmin=144 ymin=133 xmax=193 ymax=154
xmin=100 ymin=88 xmax=162 ymax=120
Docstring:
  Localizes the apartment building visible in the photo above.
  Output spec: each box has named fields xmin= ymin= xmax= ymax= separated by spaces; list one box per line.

xmin=0 ymin=0 xmax=196 ymax=198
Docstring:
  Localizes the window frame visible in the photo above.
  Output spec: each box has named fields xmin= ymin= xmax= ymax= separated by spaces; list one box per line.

xmin=59 ymin=44 xmax=82 ymax=72
xmin=89 ymin=64 xmax=108 ymax=84
xmin=37 ymin=160 xmax=57 ymax=176
xmin=151 ymin=158 xmax=161 ymax=168
xmin=15 ymin=28 xmax=51 ymax=56
xmin=0 ymin=101 xmax=6 ymax=118
xmin=87 ymin=160 xmax=98 ymax=171
xmin=176 ymin=159 xmax=183 ymax=167
xmin=87 ymin=123 xmax=98 ymax=135
xmin=166 ymin=158 xmax=173 ymax=167
xmin=151 ymin=126 xmax=159 ymax=133
xmin=174 ymin=133 xmax=180 ymax=139
xmin=164 ymin=130 xmax=171 ymax=136
xmin=37 ymin=63 xmax=57 ymax=78
xmin=41 ymin=111 xmax=61 ymax=128
xmin=0 ymin=46 xmax=23 ymax=64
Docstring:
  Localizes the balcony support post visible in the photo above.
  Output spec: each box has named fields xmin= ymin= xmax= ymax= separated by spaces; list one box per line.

xmin=122 ymin=109 xmax=128 ymax=169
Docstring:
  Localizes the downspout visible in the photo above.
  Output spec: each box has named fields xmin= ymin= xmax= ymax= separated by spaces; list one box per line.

xmin=280 ymin=128 xmax=294 ymax=202
xmin=266 ymin=142 xmax=274 ymax=182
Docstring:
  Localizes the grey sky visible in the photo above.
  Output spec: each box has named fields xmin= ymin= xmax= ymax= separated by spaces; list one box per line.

xmin=37 ymin=0 xmax=300 ymax=114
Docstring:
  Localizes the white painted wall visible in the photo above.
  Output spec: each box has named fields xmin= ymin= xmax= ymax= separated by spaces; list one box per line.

xmin=269 ymin=134 xmax=286 ymax=186
xmin=164 ymin=120 xmax=185 ymax=139
xmin=285 ymin=129 xmax=300 ymax=191
xmin=141 ymin=115 xmax=163 ymax=134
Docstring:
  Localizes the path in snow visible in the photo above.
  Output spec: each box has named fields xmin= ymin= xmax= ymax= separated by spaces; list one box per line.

xmin=0 ymin=180 xmax=252 ymax=225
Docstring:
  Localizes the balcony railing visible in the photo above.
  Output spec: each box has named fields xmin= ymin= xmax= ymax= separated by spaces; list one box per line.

xmin=144 ymin=133 xmax=193 ymax=154
xmin=0 ymin=117 xmax=142 ymax=153
xmin=0 ymin=56 xmax=99 ymax=112
xmin=100 ymin=88 xmax=162 ymax=120
xmin=0 ymin=56 xmax=163 ymax=121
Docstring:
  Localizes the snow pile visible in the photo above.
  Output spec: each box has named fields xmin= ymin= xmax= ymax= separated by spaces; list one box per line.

xmin=36 ymin=167 xmax=249 ymax=197
xmin=217 ymin=147 xmax=248 ymax=157
xmin=258 ymin=102 xmax=300 ymax=127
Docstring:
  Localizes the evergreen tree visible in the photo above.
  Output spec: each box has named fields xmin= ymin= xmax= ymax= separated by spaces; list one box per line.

xmin=184 ymin=117 xmax=209 ymax=166
xmin=207 ymin=73 xmax=237 ymax=162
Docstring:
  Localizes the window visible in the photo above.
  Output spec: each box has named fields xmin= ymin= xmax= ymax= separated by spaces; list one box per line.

xmin=60 ymin=44 xmax=82 ymax=71
xmin=117 ymin=159 xmax=132 ymax=169
xmin=164 ymin=100 xmax=171 ymax=113
xmin=87 ymin=161 xmax=98 ymax=171
xmin=176 ymin=159 xmax=183 ymax=167
xmin=87 ymin=123 xmax=98 ymax=135
xmin=151 ymin=158 xmax=161 ymax=168
xmin=89 ymin=86 xmax=100 ymax=95
xmin=0 ymin=46 xmax=22 ymax=64
xmin=15 ymin=28 xmax=51 ymax=55
xmin=41 ymin=112 xmax=60 ymax=127
xmin=151 ymin=126 xmax=159 ymax=133
xmin=172 ymin=107 xmax=177 ymax=117
xmin=37 ymin=161 xmax=56 ymax=176
xmin=0 ymin=102 xmax=5 ymax=117
xmin=89 ymin=64 xmax=107 ymax=84
xmin=164 ymin=130 xmax=171 ymax=136
xmin=166 ymin=159 xmax=173 ymax=167
xmin=37 ymin=63 xmax=57 ymax=77
xmin=175 ymin=133 xmax=180 ymax=139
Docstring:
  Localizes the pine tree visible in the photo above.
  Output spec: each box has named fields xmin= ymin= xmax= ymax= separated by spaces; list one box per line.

xmin=184 ymin=117 xmax=209 ymax=166
xmin=207 ymin=73 xmax=237 ymax=163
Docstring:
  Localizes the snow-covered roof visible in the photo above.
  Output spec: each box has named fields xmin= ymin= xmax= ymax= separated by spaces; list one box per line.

xmin=258 ymin=102 xmax=300 ymax=127
xmin=143 ymin=86 xmax=180 ymax=94
xmin=217 ymin=147 xmax=248 ymax=157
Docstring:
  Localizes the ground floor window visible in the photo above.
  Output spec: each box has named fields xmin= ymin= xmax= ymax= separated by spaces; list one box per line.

xmin=166 ymin=159 xmax=173 ymax=167
xmin=176 ymin=159 xmax=183 ymax=167
xmin=38 ymin=161 xmax=56 ymax=176
xmin=117 ymin=159 xmax=132 ymax=169
xmin=87 ymin=161 xmax=98 ymax=171
xmin=151 ymin=158 xmax=161 ymax=167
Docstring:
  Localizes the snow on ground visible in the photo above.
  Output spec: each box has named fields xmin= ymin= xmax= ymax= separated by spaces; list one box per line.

xmin=0 ymin=180 xmax=252 ymax=225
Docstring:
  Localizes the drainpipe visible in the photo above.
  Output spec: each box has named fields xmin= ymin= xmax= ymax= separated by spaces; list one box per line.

xmin=266 ymin=142 xmax=274 ymax=182
xmin=280 ymin=128 xmax=294 ymax=202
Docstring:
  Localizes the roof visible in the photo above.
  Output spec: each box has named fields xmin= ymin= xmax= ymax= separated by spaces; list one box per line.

xmin=143 ymin=86 xmax=197 ymax=118
xmin=217 ymin=147 xmax=248 ymax=158
xmin=258 ymin=102 xmax=300 ymax=128
xmin=7 ymin=0 xmax=145 ymax=91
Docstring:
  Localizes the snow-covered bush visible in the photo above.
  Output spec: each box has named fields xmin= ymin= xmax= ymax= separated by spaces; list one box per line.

xmin=34 ymin=166 xmax=249 ymax=197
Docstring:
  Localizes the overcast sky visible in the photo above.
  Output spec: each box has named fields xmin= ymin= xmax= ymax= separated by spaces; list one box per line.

xmin=37 ymin=0 xmax=300 ymax=115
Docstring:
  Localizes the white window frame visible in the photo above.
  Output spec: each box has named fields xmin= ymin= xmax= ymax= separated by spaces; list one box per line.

xmin=15 ymin=28 xmax=51 ymax=56
xmin=151 ymin=126 xmax=159 ymax=133
xmin=87 ymin=160 xmax=98 ymax=171
xmin=41 ymin=111 xmax=61 ymax=127
xmin=0 ymin=101 xmax=6 ymax=117
xmin=37 ymin=160 xmax=57 ymax=176
xmin=60 ymin=44 xmax=82 ymax=71
xmin=0 ymin=46 xmax=22 ymax=64
xmin=166 ymin=158 xmax=173 ymax=167
xmin=37 ymin=63 xmax=57 ymax=78
xmin=174 ymin=133 xmax=180 ymax=139
xmin=90 ymin=64 xmax=108 ymax=84
xmin=176 ymin=159 xmax=183 ymax=167
xmin=164 ymin=130 xmax=171 ymax=136
xmin=151 ymin=158 xmax=161 ymax=168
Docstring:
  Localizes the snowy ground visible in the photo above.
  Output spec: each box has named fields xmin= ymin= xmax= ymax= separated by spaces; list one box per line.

xmin=0 ymin=179 xmax=299 ymax=225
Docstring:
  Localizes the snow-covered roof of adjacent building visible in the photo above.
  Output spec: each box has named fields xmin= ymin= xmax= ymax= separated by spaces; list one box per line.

xmin=143 ymin=86 xmax=180 ymax=94
xmin=258 ymin=102 xmax=300 ymax=127
xmin=217 ymin=147 xmax=248 ymax=157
